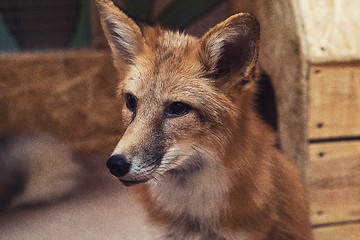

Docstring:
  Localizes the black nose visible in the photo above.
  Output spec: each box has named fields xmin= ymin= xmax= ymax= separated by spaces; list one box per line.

xmin=106 ymin=155 xmax=131 ymax=177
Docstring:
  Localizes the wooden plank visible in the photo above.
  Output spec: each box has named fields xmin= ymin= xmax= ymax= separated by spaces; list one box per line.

xmin=308 ymin=141 xmax=360 ymax=225
xmin=0 ymin=50 xmax=122 ymax=155
xmin=309 ymin=63 xmax=360 ymax=139
xmin=299 ymin=0 xmax=360 ymax=63
xmin=313 ymin=223 xmax=360 ymax=240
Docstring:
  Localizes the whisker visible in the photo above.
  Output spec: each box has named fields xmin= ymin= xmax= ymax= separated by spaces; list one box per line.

xmin=191 ymin=146 xmax=203 ymax=161
xmin=192 ymin=144 xmax=217 ymax=162
xmin=163 ymin=153 xmax=192 ymax=158
xmin=134 ymin=65 xmax=144 ymax=81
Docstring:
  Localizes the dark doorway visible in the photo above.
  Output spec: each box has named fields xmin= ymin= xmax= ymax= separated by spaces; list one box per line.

xmin=255 ymin=71 xmax=278 ymax=131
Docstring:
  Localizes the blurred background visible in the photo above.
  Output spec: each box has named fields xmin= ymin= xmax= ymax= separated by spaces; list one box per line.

xmin=0 ymin=0 xmax=359 ymax=239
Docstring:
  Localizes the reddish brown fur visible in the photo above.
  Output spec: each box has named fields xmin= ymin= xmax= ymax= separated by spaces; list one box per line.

xmin=96 ymin=1 xmax=313 ymax=239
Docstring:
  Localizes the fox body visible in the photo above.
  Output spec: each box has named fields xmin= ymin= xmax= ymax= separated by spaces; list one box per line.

xmin=96 ymin=1 xmax=313 ymax=239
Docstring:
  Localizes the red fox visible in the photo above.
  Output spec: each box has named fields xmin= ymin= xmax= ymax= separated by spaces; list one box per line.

xmin=96 ymin=1 xmax=313 ymax=239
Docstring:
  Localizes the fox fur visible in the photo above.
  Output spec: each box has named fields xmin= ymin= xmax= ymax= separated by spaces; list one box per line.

xmin=96 ymin=1 xmax=313 ymax=239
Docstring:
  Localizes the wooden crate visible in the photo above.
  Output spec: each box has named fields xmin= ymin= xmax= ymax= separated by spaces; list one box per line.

xmin=309 ymin=64 xmax=360 ymax=140
xmin=313 ymin=223 xmax=360 ymax=240
xmin=309 ymin=141 xmax=360 ymax=225
xmin=230 ymin=0 xmax=360 ymax=239
xmin=0 ymin=50 xmax=122 ymax=156
xmin=308 ymin=63 xmax=360 ymax=238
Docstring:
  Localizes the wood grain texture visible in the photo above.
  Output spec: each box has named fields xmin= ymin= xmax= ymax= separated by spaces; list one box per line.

xmin=308 ymin=141 xmax=360 ymax=225
xmin=313 ymin=223 xmax=360 ymax=240
xmin=0 ymin=50 xmax=122 ymax=156
xmin=299 ymin=0 xmax=360 ymax=63
xmin=309 ymin=63 xmax=360 ymax=139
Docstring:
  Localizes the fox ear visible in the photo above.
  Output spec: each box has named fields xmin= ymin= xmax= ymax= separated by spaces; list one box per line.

xmin=200 ymin=13 xmax=259 ymax=79
xmin=95 ymin=0 xmax=145 ymax=65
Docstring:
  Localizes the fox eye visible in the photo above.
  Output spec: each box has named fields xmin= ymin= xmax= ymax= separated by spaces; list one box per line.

xmin=165 ymin=102 xmax=191 ymax=118
xmin=125 ymin=93 xmax=137 ymax=112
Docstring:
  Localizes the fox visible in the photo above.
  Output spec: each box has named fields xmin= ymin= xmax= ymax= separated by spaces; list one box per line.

xmin=96 ymin=0 xmax=313 ymax=239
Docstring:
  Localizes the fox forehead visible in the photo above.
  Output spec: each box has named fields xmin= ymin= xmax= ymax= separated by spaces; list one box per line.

xmin=120 ymin=29 xmax=209 ymax=102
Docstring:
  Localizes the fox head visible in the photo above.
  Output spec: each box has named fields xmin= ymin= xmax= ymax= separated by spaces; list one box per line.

xmin=96 ymin=0 xmax=260 ymax=186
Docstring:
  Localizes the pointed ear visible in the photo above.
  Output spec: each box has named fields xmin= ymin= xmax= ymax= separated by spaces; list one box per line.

xmin=95 ymin=0 xmax=145 ymax=65
xmin=199 ymin=13 xmax=259 ymax=79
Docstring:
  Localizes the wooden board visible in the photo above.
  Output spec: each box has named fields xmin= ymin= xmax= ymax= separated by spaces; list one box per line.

xmin=0 ymin=50 xmax=122 ymax=155
xmin=299 ymin=0 xmax=360 ymax=63
xmin=308 ymin=141 xmax=360 ymax=225
xmin=309 ymin=63 xmax=360 ymax=139
xmin=313 ymin=223 xmax=360 ymax=240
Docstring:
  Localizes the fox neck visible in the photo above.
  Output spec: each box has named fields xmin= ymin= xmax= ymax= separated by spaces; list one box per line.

xmin=136 ymin=151 xmax=230 ymax=232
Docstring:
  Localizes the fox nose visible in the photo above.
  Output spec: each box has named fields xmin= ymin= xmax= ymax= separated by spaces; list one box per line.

xmin=106 ymin=155 xmax=131 ymax=177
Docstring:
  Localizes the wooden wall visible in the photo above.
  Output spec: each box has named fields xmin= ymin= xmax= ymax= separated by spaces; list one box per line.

xmin=308 ymin=63 xmax=360 ymax=239
xmin=309 ymin=64 xmax=360 ymax=139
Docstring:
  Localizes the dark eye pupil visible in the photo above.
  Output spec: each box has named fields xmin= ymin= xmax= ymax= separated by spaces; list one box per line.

xmin=126 ymin=93 xmax=137 ymax=112
xmin=166 ymin=102 xmax=191 ymax=118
